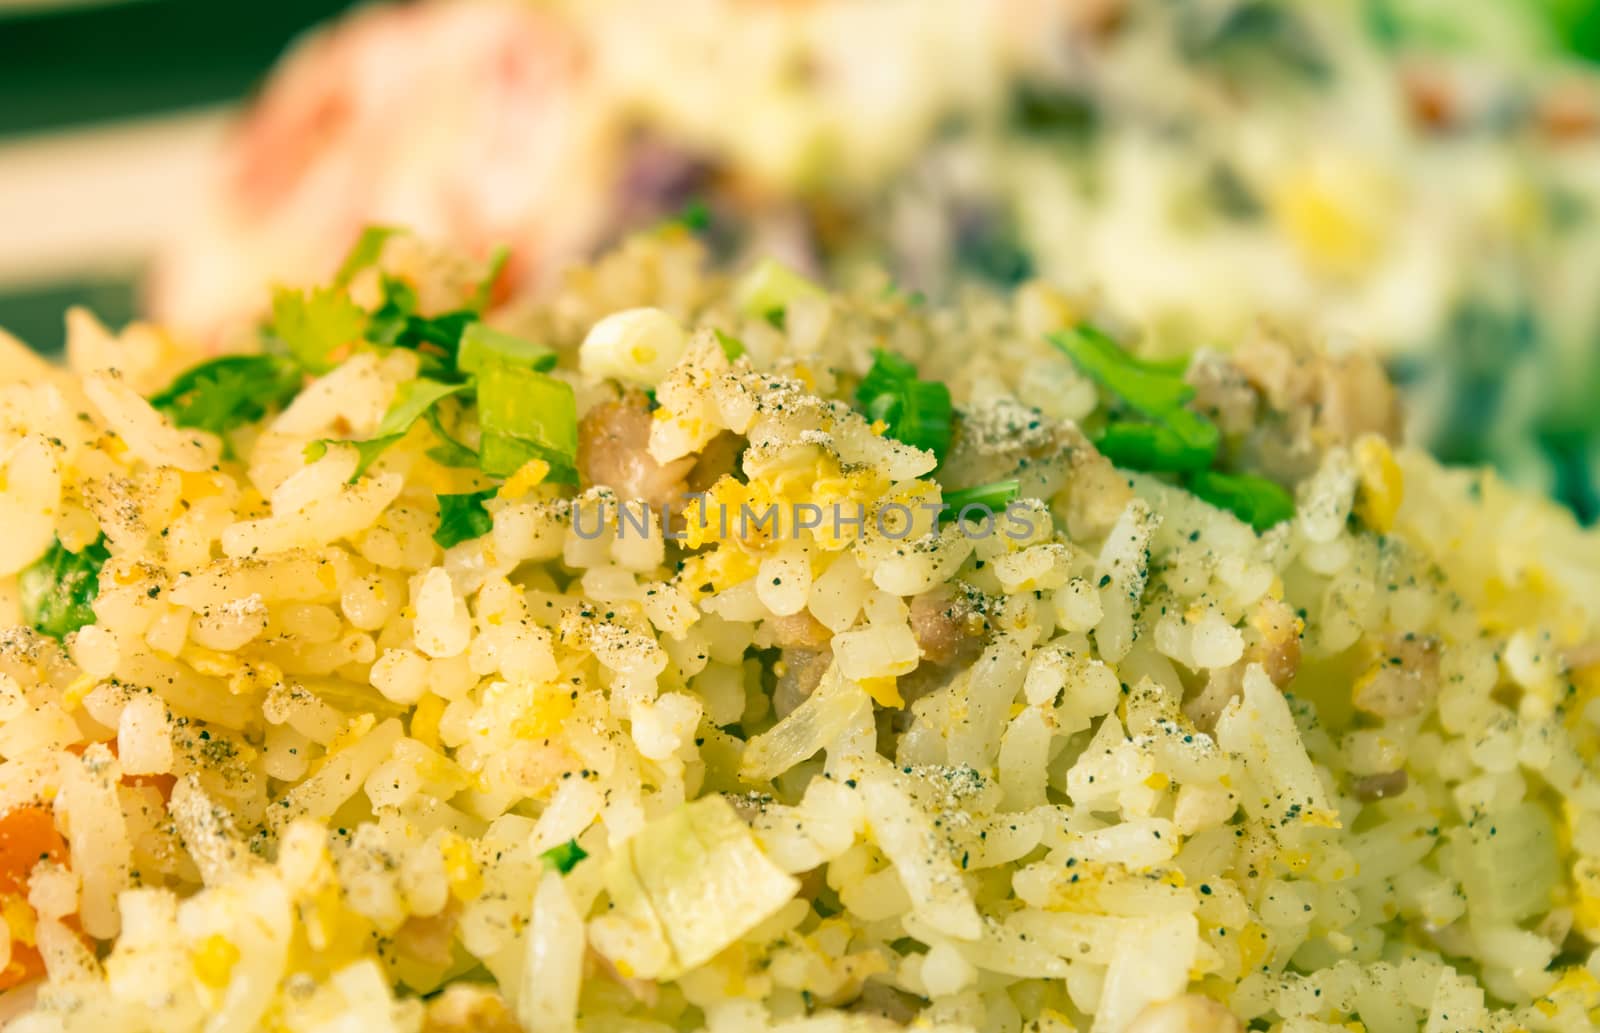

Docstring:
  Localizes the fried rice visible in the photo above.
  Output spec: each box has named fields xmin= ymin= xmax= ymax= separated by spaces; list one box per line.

xmin=2 ymin=228 xmax=1600 ymax=1032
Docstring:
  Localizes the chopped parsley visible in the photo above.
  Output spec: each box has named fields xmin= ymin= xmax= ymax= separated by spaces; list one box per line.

xmin=433 ymin=489 xmax=498 ymax=549
xmin=19 ymin=536 xmax=109 ymax=640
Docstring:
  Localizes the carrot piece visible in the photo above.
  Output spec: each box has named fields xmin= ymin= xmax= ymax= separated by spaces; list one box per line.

xmin=0 ymin=806 xmax=66 ymax=897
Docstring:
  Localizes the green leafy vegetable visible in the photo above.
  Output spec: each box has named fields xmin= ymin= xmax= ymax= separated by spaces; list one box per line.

xmin=476 ymin=362 xmax=578 ymax=482
xmin=674 ymin=199 xmax=712 ymax=233
xmin=940 ymin=480 xmax=1020 ymax=521
xmin=1187 ymin=471 xmax=1296 ymax=531
xmin=735 ymin=258 xmax=825 ymax=321
xmin=456 ymin=323 xmax=556 ymax=376
xmin=713 ymin=329 xmax=746 ymax=361
xmin=148 ymin=355 xmax=302 ymax=436
xmin=334 ymin=225 xmax=400 ymax=285
xmin=855 ymin=350 xmax=954 ymax=462
xmin=433 ymin=489 xmax=497 ymax=549
xmin=306 ymin=378 xmax=470 ymax=477
xmin=1048 ymin=326 xmax=1197 ymax=418
xmin=540 ymin=838 xmax=589 ymax=875
xmin=271 ymin=286 xmax=368 ymax=374
xmin=19 ymin=537 xmax=109 ymax=640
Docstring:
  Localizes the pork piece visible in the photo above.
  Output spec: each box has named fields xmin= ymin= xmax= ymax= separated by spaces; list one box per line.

xmin=909 ymin=583 xmax=989 ymax=668
xmin=1191 ymin=335 xmax=1402 ymax=485
xmin=576 ymin=390 xmax=696 ymax=507
xmin=1352 ymin=770 xmax=1409 ymax=801
xmin=774 ymin=648 xmax=833 ymax=718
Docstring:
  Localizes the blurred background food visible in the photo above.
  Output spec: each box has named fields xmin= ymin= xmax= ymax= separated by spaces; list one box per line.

xmin=6 ymin=0 xmax=1600 ymax=517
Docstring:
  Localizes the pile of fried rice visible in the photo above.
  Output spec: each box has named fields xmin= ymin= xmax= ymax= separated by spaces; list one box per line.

xmin=3 ymin=228 xmax=1600 ymax=1033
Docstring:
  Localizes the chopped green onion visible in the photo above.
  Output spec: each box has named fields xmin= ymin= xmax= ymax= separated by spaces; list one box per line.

xmin=1048 ymin=326 xmax=1196 ymax=419
xmin=540 ymin=838 xmax=588 ymax=875
xmin=713 ymin=329 xmax=746 ymax=361
xmin=735 ymin=258 xmax=825 ymax=321
xmin=1187 ymin=471 xmax=1296 ymax=531
xmin=334 ymin=225 xmax=400 ymax=285
xmin=854 ymin=350 xmax=953 ymax=462
xmin=940 ymin=480 xmax=1020 ymax=521
xmin=433 ymin=489 xmax=497 ymax=549
xmin=19 ymin=536 xmax=109 ymax=640
xmin=1093 ymin=421 xmax=1217 ymax=473
xmin=456 ymin=323 xmax=555 ymax=376
xmin=271 ymin=285 xmax=368 ymax=374
xmin=476 ymin=362 xmax=578 ymax=482
xmin=306 ymin=378 xmax=470 ymax=477
xmin=674 ymin=199 xmax=712 ymax=233
xmin=148 ymin=354 xmax=301 ymax=438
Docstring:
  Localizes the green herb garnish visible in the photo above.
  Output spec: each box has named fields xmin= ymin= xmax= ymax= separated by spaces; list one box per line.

xmin=540 ymin=838 xmax=588 ymax=875
xmin=19 ymin=536 xmax=109 ymax=640
xmin=148 ymin=354 xmax=302 ymax=437
xmin=940 ymin=480 xmax=1020 ymax=521
xmin=270 ymin=286 xmax=368 ymax=374
xmin=306 ymin=378 xmax=470 ymax=477
xmin=476 ymin=362 xmax=578 ymax=482
xmin=1048 ymin=326 xmax=1198 ymax=418
xmin=433 ymin=489 xmax=497 ymax=549
xmin=1187 ymin=471 xmax=1296 ymax=531
xmin=1092 ymin=421 xmax=1217 ymax=473
xmin=422 ymin=408 xmax=479 ymax=468
xmin=855 ymin=350 xmax=954 ymax=462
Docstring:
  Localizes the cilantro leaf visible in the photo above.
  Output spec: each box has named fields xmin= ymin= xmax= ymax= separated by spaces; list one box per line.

xmin=540 ymin=838 xmax=588 ymax=875
xmin=19 ymin=536 xmax=109 ymax=640
xmin=1188 ymin=471 xmax=1296 ymax=531
xmin=271 ymin=286 xmax=368 ymax=374
xmin=149 ymin=355 xmax=301 ymax=437
xmin=307 ymin=378 xmax=470 ymax=478
xmin=433 ymin=489 xmax=497 ymax=549
xmin=423 ymin=408 xmax=479 ymax=468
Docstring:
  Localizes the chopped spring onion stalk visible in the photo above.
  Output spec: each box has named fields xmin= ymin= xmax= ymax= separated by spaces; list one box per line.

xmin=1187 ymin=471 xmax=1296 ymax=531
xmin=713 ymin=329 xmax=746 ymax=361
xmin=333 ymin=225 xmax=400 ymax=285
xmin=476 ymin=362 xmax=578 ymax=482
xmin=20 ymin=536 xmax=109 ymax=640
xmin=1048 ymin=326 xmax=1197 ymax=419
xmin=734 ymin=257 xmax=825 ymax=321
xmin=540 ymin=839 xmax=588 ymax=875
xmin=855 ymin=350 xmax=954 ymax=461
xmin=1094 ymin=421 xmax=1217 ymax=473
xmin=148 ymin=354 xmax=302 ymax=437
xmin=433 ymin=489 xmax=497 ymax=549
xmin=457 ymin=323 xmax=556 ymax=376
xmin=940 ymin=480 xmax=1020 ymax=521
xmin=271 ymin=285 xmax=368 ymax=374
xmin=306 ymin=378 xmax=469 ymax=477
xmin=596 ymin=797 xmax=799 ymax=979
